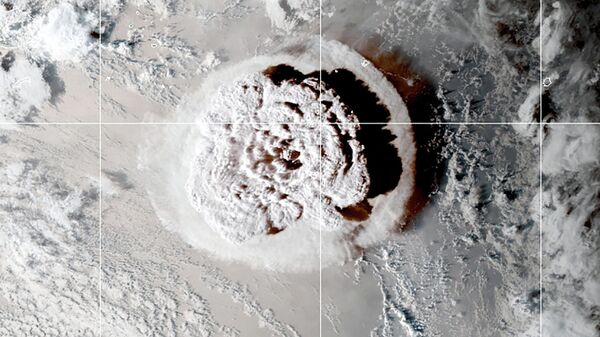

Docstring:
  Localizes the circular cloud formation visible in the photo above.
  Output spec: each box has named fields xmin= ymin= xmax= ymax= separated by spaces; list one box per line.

xmin=142 ymin=39 xmax=416 ymax=272
xmin=186 ymin=66 xmax=370 ymax=243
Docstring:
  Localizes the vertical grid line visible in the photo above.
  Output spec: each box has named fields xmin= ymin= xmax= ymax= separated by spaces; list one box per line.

xmin=84 ymin=3 xmax=552 ymax=337
xmin=318 ymin=1 xmax=323 ymax=337
xmin=539 ymin=0 xmax=544 ymax=336
xmin=98 ymin=0 xmax=103 ymax=335
xmin=539 ymin=114 xmax=543 ymax=337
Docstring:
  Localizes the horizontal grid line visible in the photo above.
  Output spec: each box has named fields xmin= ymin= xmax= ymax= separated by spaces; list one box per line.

xmin=1 ymin=122 xmax=599 ymax=126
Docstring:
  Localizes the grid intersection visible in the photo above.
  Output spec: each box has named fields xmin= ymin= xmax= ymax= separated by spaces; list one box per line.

xmin=3 ymin=0 xmax=591 ymax=335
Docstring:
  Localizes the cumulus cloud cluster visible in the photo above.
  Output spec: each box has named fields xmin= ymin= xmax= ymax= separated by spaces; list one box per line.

xmin=0 ymin=53 xmax=50 ymax=123
xmin=542 ymin=124 xmax=600 ymax=337
xmin=0 ymin=158 xmax=99 ymax=336
xmin=0 ymin=1 xmax=97 ymax=63
xmin=262 ymin=0 xmax=319 ymax=31
xmin=32 ymin=3 xmax=97 ymax=62
xmin=0 ymin=1 xmax=99 ymax=122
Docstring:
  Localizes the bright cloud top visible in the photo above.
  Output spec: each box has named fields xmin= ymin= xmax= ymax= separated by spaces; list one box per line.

xmin=186 ymin=66 xmax=370 ymax=243
xmin=142 ymin=39 xmax=416 ymax=272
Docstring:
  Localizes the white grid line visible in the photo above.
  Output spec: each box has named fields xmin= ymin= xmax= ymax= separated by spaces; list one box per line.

xmin=0 ymin=0 xmax=589 ymax=335
xmin=319 ymin=1 xmax=323 ymax=336
xmin=98 ymin=0 xmax=103 ymax=334
xmin=539 ymin=0 xmax=544 ymax=335
xmin=12 ymin=11 xmax=563 ymax=337
xmin=539 ymin=119 xmax=543 ymax=337
xmin=1 ymin=121 xmax=598 ymax=126
xmin=7 ymin=2 xmax=566 ymax=337
xmin=19 ymin=1 xmax=589 ymax=336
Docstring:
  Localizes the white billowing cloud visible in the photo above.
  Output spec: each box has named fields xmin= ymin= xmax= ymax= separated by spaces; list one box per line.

xmin=539 ymin=1 xmax=567 ymax=66
xmin=186 ymin=70 xmax=369 ymax=243
xmin=31 ymin=3 xmax=97 ymax=62
xmin=0 ymin=1 xmax=98 ymax=63
xmin=0 ymin=55 xmax=50 ymax=122
xmin=543 ymin=124 xmax=600 ymax=174
xmin=199 ymin=51 xmax=221 ymax=72
xmin=513 ymin=85 xmax=539 ymax=137
xmin=0 ymin=159 xmax=99 ymax=336
xmin=262 ymin=0 xmax=319 ymax=31
xmin=0 ymin=156 xmax=253 ymax=337
xmin=142 ymin=39 xmax=416 ymax=272
xmin=542 ymin=124 xmax=600 ymax=337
